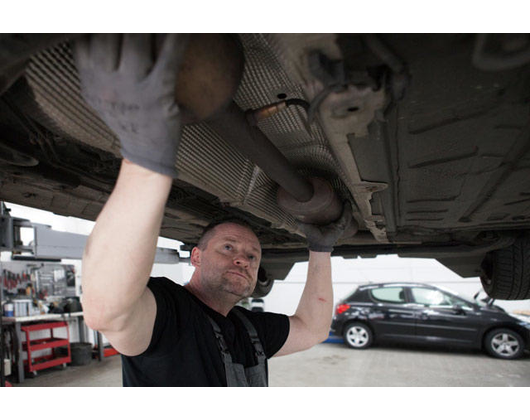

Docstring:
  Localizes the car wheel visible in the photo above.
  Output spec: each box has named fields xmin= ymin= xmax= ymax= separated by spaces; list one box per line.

xmin=251 ymin=267 xmax=274 ymax=298
xmin=480 ymin=234 xmax=530 ymax=300
xmin=484 ymin=328 xmax=525 ymax=360
xmin=343 ymin=322 xmax=373 ymax=349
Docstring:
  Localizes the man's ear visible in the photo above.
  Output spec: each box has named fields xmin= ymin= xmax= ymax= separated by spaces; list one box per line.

xmin=190 ymin=247 xmax=201 ymax=268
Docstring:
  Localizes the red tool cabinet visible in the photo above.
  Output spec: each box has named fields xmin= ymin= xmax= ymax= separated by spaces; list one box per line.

xmin=21 ymin=321 xmax=71 ymax=374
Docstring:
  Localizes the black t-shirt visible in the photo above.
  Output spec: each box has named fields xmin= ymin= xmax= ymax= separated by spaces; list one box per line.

xmin=121 ymin=277 xmax=290 ymax=386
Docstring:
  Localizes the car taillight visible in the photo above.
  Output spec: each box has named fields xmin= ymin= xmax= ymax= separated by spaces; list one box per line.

xmin=336 ymin=304 xmax=350 ymax=314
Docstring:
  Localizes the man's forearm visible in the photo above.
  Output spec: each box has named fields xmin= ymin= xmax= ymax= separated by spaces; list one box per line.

xmin=294 ymin=251 xmax=333 ymax=342
xmin=292 ymin=204 xmax=351 ymax=342
xmin=82 ymin=160 xmax=172 ymax=329
xmin=276 ymin=206 xmax=349 ymax=356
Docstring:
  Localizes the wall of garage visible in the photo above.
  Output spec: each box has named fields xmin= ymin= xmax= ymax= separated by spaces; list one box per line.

xmin=263 ymin=255 xmax=530 ymax=315
xmin=1 ymin=202 xmax=190 ymax=350
xmin=3 ymin=202 xmax=530 ymax=324
xmin=1 ymin=202 xmax=189 ymax=291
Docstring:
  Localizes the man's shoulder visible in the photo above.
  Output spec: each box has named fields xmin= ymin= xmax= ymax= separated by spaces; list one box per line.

xmin=147 ymin=277 xmax=195 ymax=307
xmin=148 ymin=276 xmax=184 ymax=291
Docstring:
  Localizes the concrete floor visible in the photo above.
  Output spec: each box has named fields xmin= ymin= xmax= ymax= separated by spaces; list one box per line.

xmin=269 ymin=343 xmax=530 ymax=386
xmin=10 ymin=342 xmax=530 ymax=387
xmin=13 ymin=354 xmax=123 ymax=387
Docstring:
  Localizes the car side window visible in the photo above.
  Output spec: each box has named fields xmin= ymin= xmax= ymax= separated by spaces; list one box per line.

xmin=411 ymin=287 xmax=472 ymax=309
xmin=370 ymin=287 xmax=406 ymax=304
xmin=411 ymin=288 xmax=450 ymax=306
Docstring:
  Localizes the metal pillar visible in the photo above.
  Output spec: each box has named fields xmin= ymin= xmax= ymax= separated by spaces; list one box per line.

xmin=1 ymin=202 xmax=6 ymax=386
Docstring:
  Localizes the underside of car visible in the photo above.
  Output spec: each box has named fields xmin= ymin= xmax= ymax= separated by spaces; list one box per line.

xmin=1 ymin=34 xmax=529 ymax=299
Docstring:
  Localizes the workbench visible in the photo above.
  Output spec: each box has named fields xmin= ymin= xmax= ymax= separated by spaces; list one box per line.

xmin=2 ymin=312 xmax=106 ymax=383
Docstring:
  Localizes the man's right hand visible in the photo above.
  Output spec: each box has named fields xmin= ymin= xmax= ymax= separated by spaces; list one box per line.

xmin=74 ymin=34 xmax=189 ymax=178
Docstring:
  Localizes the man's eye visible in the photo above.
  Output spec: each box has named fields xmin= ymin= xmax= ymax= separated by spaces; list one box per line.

xmin=224 ymin=244 xmax=232 ymax=251
xmin=248 ymin=255 xmax=256 ymax=261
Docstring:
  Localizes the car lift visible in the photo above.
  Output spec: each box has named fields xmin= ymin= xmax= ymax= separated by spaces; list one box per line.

xmin=0 ymin=201 xmax=185 ymax=386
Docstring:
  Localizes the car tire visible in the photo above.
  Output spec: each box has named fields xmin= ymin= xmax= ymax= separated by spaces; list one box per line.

xmin=484 ymin=328 xmax=525 ymax=360
xmin=342 ymin=322 xmax=373 ymax=350
xmin=480 ymin=234 xmax=530 ymax=300
xmin=251 ymin=267 xmax=274 ymax=298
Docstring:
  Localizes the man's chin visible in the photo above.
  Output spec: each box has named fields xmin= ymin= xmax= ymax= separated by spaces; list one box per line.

xmin=223 ymin=276 xmax=253 ymax=298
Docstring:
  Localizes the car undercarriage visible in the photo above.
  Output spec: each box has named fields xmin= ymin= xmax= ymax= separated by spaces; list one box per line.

xmin=1 ymin=33 xmax=529 ymax=299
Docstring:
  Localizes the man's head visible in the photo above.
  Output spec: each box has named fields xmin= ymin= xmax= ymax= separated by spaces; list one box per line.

xmin=190 ymin=218 xmax=261 ymax=302
xmin=196 ymin=218 xmax=256 ymax=251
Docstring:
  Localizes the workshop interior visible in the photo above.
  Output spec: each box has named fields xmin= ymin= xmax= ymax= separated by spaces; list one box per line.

xmin=1 ymin=33 xmax=530 ymax=386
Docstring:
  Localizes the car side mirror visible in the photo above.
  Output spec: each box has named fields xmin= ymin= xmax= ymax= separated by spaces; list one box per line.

xmin=452 ymin=304 xmax=465 ymax=315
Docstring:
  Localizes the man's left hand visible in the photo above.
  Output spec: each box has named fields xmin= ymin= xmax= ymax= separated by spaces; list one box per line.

xmin=297 ymin=204 xmax=352 ymax=253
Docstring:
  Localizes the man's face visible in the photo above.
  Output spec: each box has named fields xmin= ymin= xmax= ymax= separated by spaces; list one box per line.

xmin=193 ymin=223 xmax=261 ymax=299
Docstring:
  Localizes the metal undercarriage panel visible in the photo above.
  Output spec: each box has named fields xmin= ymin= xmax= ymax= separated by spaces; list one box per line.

xmin=1 ymin=34 xmax=530 ymax=279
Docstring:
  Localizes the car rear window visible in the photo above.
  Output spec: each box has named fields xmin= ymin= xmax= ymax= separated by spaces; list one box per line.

xmin=370 ymin=287 xmax=406 ymax=303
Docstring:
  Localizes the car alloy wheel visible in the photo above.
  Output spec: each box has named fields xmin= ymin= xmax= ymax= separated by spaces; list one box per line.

xmin=343 ymin=323 xmax=373 ymax=349
xmin=485 ymin=328 xmax=524 ymax=359
xmin=491 ymin=333 xmax=520 ymax=357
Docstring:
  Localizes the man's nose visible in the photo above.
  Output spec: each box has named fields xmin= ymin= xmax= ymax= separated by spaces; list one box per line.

xmin=233 ymin=254 xmax=250 ymax=268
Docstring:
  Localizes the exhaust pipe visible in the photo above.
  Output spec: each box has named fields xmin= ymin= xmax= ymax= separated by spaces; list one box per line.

xmin=207 ymin=102 xmax=315 ymax=203
xmin=178 ymin=34 xmax=346 ymax=226
xmin=206 ymin=102 xmax=345 ymax=225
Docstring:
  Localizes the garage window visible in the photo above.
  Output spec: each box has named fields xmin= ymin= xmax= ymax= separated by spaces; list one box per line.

xmin=370 ymin=287 xmax=406 ymax=303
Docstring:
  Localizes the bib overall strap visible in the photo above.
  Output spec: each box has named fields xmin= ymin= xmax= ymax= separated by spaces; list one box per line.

xmin=205 ymin=310 xmax=268 ymax=387
xmin=206 ymin=313 xmax=253 ymax=387
xmin=232 ymin=308 xmax=266 ymax=365
xmin=205 ymin=315 xmax=235 ymax=370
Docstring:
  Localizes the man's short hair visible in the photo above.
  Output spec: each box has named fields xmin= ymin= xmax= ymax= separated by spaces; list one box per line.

xmin=196 ymin=217 xmax=257 ymax=250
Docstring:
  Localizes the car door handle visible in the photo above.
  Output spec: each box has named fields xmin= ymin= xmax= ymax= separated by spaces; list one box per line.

xmin=420 ymin=310 xmax=434 ymax=320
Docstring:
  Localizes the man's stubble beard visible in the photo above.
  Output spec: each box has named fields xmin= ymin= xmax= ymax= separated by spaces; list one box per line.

xmin=201 ymin=265 xmax=255 ymax=300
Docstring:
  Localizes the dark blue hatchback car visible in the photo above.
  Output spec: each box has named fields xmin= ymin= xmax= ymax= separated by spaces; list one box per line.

xmin=330 ymin=282 xmax=530 ymax=359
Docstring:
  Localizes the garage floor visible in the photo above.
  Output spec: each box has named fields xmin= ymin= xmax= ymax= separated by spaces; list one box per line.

xmin=269 ymin=343 xmax=530 ymax=386
xmin=11 ymin=342 xmax=530 ymax=387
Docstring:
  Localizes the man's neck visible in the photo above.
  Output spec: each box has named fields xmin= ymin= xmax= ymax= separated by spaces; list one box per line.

xmin=184 ymin=281 xmax=235 ymax=317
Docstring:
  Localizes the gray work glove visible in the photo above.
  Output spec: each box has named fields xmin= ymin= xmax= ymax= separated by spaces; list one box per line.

xmin=297 ymin=204 xmax=352 ymax=253
xmin=74 ymin=34 xmax=189 ymax=178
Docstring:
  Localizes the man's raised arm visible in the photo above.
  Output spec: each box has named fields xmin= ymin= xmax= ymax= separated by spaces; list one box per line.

xmin=275 ymin=206 xmax=352 ymax=357
xmin=76 ymin=34 xmax=188 ymax=356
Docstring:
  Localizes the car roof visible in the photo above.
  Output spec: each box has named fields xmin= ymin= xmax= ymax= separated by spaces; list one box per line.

xmin=350 ymin=282 xmax=476 ymax=305
xmin=356 ymin=282 xmax=439 ymax=290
